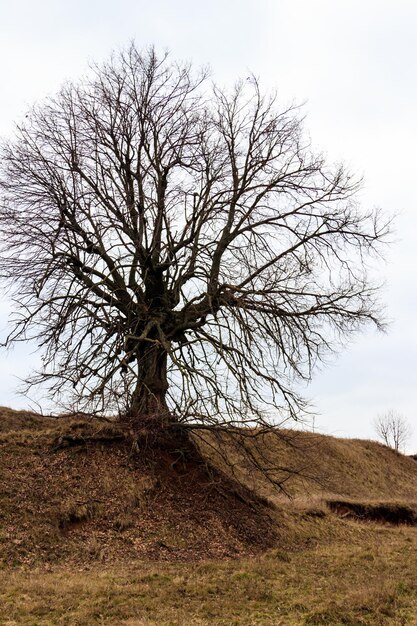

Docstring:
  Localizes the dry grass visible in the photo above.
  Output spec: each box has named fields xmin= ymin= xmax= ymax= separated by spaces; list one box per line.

xmin=0 ymin=405 xmax=59 ymax=432
xmin=196 ymin=427 xmax=417 ymax=501
xmin=1 ymin=527 xmax=417 ymax=624
xmin=2 ymin=407 xmax=417 ymax=624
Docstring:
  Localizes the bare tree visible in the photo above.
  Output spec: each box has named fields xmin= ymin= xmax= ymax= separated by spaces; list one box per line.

xmin=374 ymin=410 xmax=412 ymax=452
xmin=0 ymin=45 xmax=388 ymax=440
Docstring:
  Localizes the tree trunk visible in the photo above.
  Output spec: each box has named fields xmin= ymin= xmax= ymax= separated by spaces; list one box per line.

xmin=124 ymin=343 xmax=190 ymax=451
xmin=128 ymin=343 xmax=170 ymax=425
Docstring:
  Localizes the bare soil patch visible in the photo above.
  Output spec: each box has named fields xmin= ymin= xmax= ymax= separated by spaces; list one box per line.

xmin=327 ymin=499 xmax=417 ymax=525
xmin=0 ymin=411 xmax=277 ymax=566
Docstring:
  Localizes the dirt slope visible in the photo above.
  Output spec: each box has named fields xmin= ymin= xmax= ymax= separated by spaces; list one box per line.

xmin=0 ymin=408 xmax=277 ymax=566
xmin=1 ymin=407 xmax=417 ymax=567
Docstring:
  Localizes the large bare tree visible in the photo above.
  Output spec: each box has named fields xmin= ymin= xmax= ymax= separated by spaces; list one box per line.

xmin=0 ymin=45 xmax=387 ymax=436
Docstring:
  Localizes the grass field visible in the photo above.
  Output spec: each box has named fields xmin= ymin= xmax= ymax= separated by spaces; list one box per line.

xmin=1 ymin=407 xmax=417 ymax=625
xmin=2 ymin=526 xmax=417 ymax=625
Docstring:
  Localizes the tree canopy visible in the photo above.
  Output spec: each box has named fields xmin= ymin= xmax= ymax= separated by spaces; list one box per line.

xmin=0 ymin=45 xmax=387 ymax=430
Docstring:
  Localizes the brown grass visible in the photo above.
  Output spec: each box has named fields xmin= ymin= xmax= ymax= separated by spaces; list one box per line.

xmin=2 ymin=407 xmax=417 ymax=624
xmin=197 ymin=427 xmax=417 ymax=501
xmin=1 ymin=527 xmax=417 ymax=624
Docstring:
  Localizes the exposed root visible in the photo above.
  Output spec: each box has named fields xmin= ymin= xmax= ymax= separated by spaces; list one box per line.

xmin=52 ymin=432 xmax=125 ymax=451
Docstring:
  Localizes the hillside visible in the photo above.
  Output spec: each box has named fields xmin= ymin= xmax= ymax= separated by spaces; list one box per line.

xmin=1 ymin=406 xmax=417 ymax=568
xmin=2 ymin=407 xmax=417 ymax=624
xmin=207 ymin=426 xmax=417 ymax=501
xmin=1 ymin=408 xmax=280 ymax=566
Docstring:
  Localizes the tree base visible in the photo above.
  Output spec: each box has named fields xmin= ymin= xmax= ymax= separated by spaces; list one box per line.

xmin=2 ymin=410 xmax=279 ymax=564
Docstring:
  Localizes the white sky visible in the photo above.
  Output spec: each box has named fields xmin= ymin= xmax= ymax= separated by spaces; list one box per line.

xmin=0 ymin=0 xmax=416 ymax=448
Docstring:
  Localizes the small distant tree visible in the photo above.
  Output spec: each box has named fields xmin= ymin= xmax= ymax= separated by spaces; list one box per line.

xmin=374 ymin=410 xmax=412 ymax=452
xmin=0 ymin=45 xmax=388 ymax=448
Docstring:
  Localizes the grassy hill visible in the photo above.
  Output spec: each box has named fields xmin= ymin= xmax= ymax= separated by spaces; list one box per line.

xmin=199 ymin=425 xmax=417 ymax=501
xmin=1 ymin=406 xmax=417 ymax=625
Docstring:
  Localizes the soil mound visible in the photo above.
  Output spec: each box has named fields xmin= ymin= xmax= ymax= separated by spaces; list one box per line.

xmin=3 ymin=407 xmax=417 ymax=566
xmin=0 ymin=410 xmax=276 ymax=566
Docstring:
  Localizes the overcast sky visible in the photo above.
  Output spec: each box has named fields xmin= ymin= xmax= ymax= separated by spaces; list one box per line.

xmin=0 ymin=0 xmax=416 ymax=447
